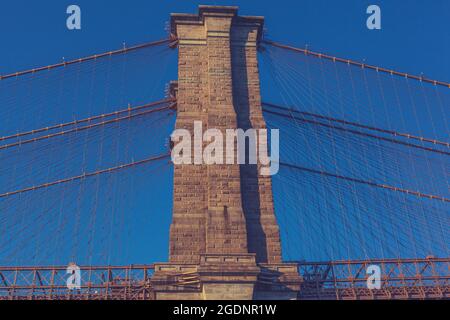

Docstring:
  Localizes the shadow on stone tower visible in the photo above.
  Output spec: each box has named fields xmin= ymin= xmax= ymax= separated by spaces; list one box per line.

xmin=151 ymin=5 xmax=302 ymax=300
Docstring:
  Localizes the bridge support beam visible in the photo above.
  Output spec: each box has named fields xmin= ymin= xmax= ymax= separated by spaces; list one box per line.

xmin=152 ymin=5 xmax=302 ymax=300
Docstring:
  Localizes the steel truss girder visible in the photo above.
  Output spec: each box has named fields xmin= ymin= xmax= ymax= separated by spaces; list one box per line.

xmin=0 ymin=258 xmax=448 ymax=300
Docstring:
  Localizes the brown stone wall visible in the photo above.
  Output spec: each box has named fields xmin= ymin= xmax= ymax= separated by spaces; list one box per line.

xmin=169 ymin=6 xmax=282 ymax=264
xmin=231 ymin=23 xmax=282 ymax=264
xmin=169 ymin=27 xmax=209 ymax=263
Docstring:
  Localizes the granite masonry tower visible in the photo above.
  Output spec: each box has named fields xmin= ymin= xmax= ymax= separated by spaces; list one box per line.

xmin=151 ymin=5 xmax=302 ymax=300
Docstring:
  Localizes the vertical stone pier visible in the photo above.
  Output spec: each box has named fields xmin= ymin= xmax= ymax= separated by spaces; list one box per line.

xmin=151 ymin=5 xmax=301 ymax=300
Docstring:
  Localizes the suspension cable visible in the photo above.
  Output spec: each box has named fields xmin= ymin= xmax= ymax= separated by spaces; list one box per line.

xmin=263 ymin=108 xmax=450 ymax=156
xmin=0 ymin=153 xmax=171 ymax=198
xmin=0 ymin=98 xmax=175 ymax=142
xmin=262 ymin=102 xmax=450 ymax=148
xmin=262 ymin=40 xmax=450 ymax=89
xmin=0 ymin=103 xmax=176 ymax=151
xmin=281 ymin=161 xmax=450 ymax=203
xmin=0 ymin=38 xmax=174 ymax=81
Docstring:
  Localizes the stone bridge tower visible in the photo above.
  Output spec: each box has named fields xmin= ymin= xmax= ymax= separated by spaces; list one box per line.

xmin=151 ymin=5 xmax=301 ymax=300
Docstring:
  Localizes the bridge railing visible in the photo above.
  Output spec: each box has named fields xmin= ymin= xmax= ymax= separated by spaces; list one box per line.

xmin=1 ymin=258 xmax=449 ymax=300
xmin=0 ymin=264 xmax=155 ymax=300
xmin=295 ymin=257 xmax=450 ymax=299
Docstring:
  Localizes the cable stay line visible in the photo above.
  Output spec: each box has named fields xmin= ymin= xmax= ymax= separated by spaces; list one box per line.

xmin=0 ymin=38 xmax=174 ymax=81
xmin=262 ymin=39 xmax=450 ymax=89
xmin=262 ymin=102 xmax=450 ymax=148
xmin=0 ymin=102 xmax=176 ymax=151
xmin=0 ymin=98 xmax=175 ymax=142
xmin=0 ymin=153 xmax=171 ymax=198
xmin=263 ymin=108 xmax=450 ymax=156
xmin=280 ymin=161 xmax=450 ymax=203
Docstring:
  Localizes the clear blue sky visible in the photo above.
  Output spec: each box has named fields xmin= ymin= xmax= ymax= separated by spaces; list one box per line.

xmin=0 ymin=1 xmax=448 ymax=266
xmin=1 ymin=0 xmax=449 ymax=79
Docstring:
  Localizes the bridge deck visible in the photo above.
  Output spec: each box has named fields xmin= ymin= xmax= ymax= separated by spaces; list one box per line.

xmin=0 ymin=258 xmax=448 ymax=300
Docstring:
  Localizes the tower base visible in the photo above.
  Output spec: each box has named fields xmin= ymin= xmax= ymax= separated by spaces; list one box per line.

xmin=151 ymin=254 xmax=302 ymax=300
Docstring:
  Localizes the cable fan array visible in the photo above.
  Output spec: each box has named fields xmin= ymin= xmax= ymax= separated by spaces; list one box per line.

xmin=260 ymin=41 xmax=449 ymax=262
xmin=0 ymin=34 xmax=448 ymax=268
xmin=0 ymin=39 xmax=177 ymax=266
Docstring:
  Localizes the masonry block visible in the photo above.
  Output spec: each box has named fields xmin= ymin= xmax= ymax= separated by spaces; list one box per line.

xmin=153 ymin=5 xmax=302 ymax=300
